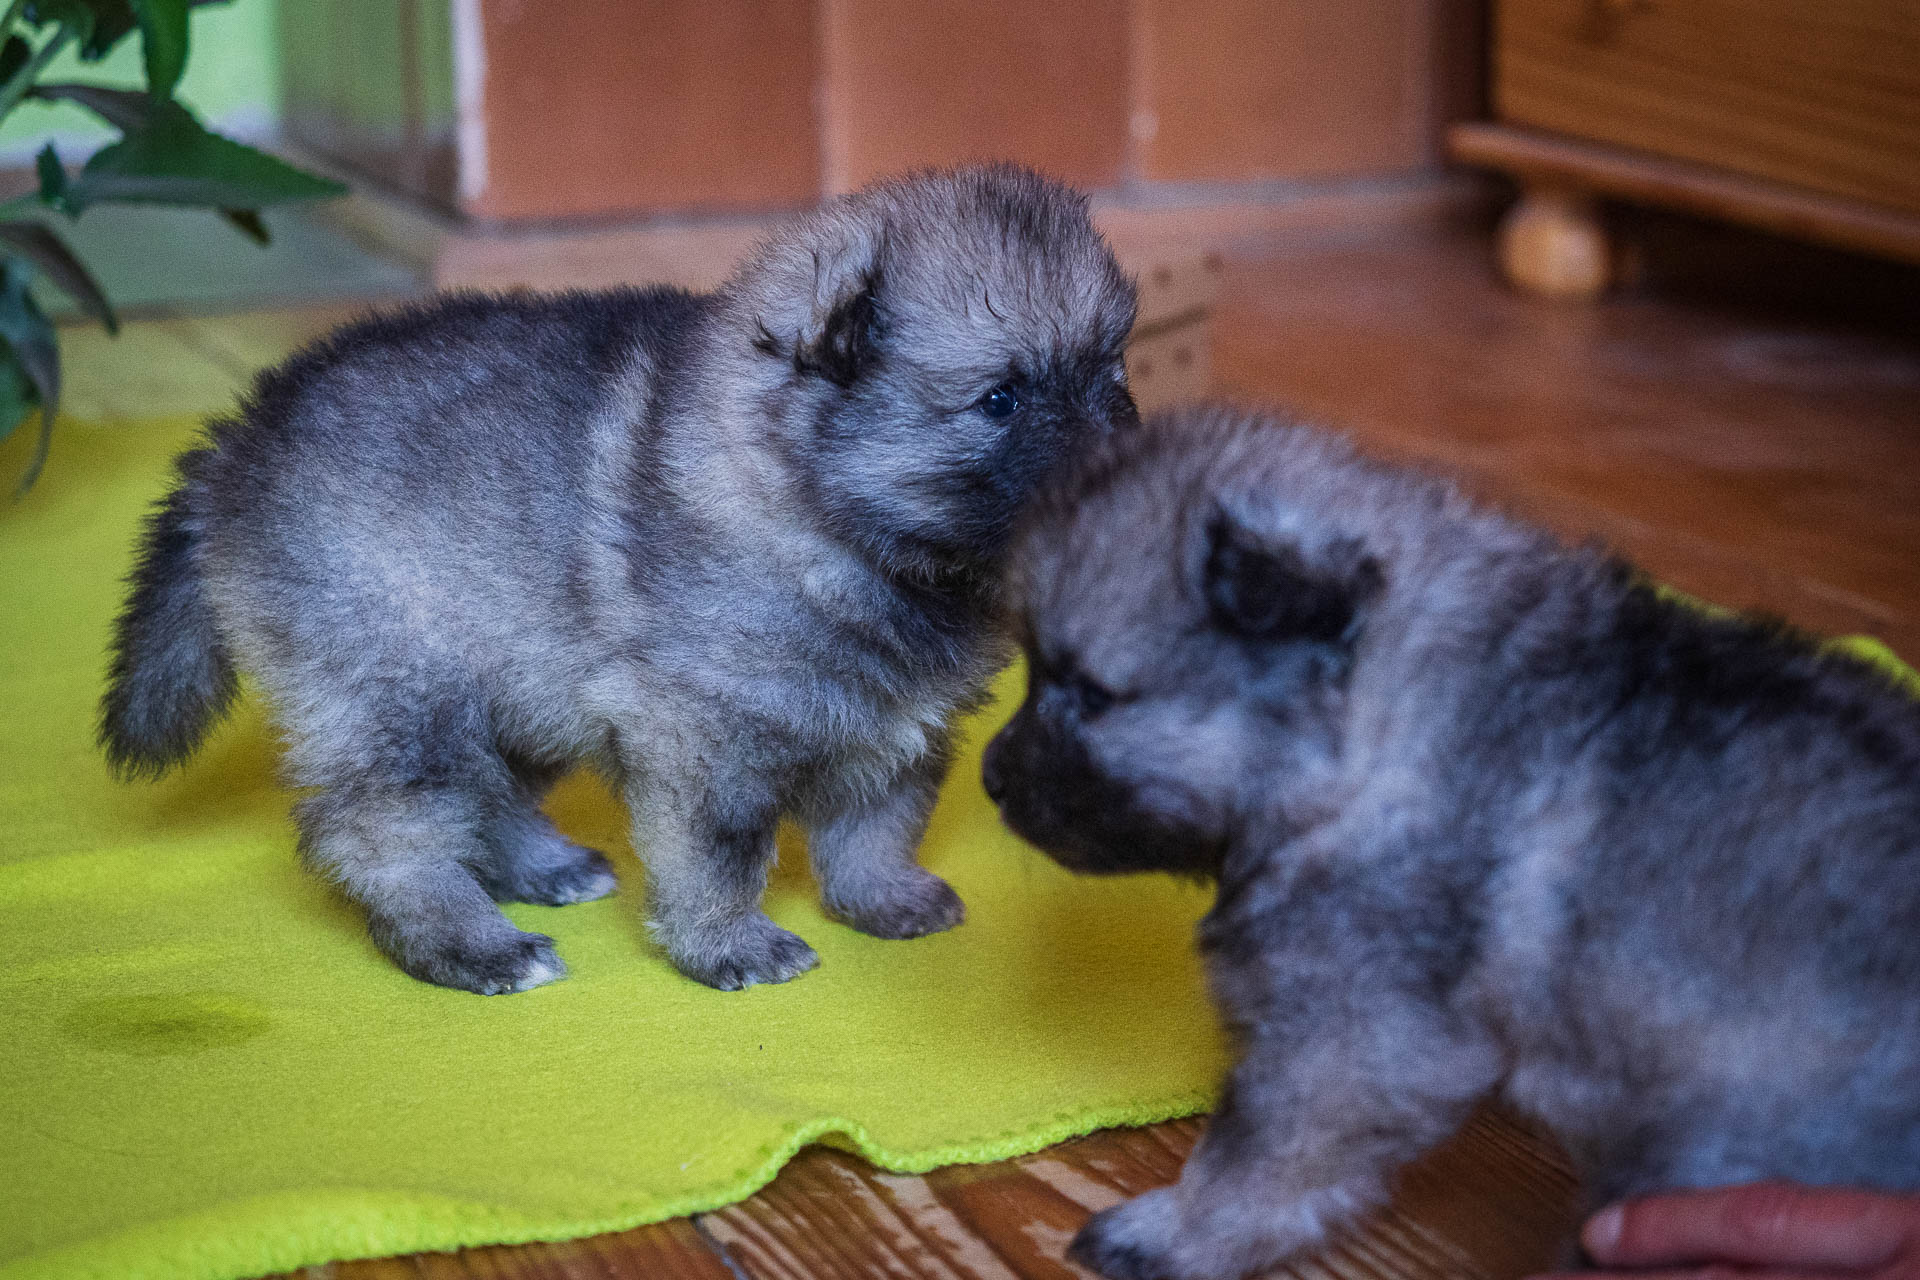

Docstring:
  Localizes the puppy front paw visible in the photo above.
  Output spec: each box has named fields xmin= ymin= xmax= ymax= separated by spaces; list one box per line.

xmin=668 ymin=913 xmax=820 ymax=990
xmin=827 ymin=867 xmax=965 ymax=939
xmin=1072 ymin=1182 xmax=1350 ymax=1280
xmin=1071 ymin=1190 xmax=1192 ymax=1280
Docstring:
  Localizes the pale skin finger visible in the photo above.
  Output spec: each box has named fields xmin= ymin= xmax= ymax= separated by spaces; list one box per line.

xmin=1529 ymin=1183 xmax=1920 ymax=1280
xmin=1533 ymin=1268 xmax=1868 ymax=1280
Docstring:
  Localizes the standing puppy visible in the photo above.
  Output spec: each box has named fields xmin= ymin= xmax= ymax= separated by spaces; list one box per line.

xmin=985 ymin=406 xmax=1920 ymax=1280
xmin=102 ymin=165 xmax=1139 ymax=995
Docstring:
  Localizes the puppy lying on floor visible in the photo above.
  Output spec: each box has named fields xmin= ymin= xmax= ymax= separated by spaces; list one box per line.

xmin=983 ymin=405 xmax=1920 ymax=1280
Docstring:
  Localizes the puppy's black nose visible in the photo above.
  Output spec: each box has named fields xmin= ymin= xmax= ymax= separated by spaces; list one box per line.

xmin=981 ymin=737 xmax=1008 ymax=803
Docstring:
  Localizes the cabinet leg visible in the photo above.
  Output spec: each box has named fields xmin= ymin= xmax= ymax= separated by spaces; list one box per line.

xmin=1497 ymin=184 xmax=1613 ymax=301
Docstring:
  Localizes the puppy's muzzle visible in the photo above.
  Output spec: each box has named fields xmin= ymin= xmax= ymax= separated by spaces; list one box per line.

xmin=981 ymin=741 xmax=1008 ymax=804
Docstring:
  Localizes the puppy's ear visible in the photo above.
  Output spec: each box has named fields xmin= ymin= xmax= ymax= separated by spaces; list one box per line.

xmin=795 ymin=281 xmax=877 ymax=388
xmin=791 ymin=233 xmax=882 ymax=389
xmin=1204 ymin=510 xmax=1382 ymax=645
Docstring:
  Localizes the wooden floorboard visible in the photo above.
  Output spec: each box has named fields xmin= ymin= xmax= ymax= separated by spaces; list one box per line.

xmin=144 ymin=213 xmax=1917 ymax=1280
xmin=701 ymin=1122 xmax=1206 ymax=1280
xmin=285 ymin=1215 xmax=735 ymax=1280
xmin=1209 ymin=222 xmax=1920 ymax=661
xmin=699 ymin=1111 xmax=1578 ymax=1280
xmin=295 ymin=1105 xmax=1572 ymax=1280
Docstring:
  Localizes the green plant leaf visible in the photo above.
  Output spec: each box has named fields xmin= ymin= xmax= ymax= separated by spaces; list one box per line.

xmin=65 ymin=100 xmax=348 ymax=210
xmin=129 ymin=0 xmax=186 ymax=96
xmin=18 ymin=0 xmax=214 ymax=58
xmin=219 ymin=206 xmax=267 ymax=245
xmin=22 ymin=1 xmax=97 ymax=46
xmin=0 ymin=344 xmax=34 ymax=451
xmin=34 ymin=142 xmax=72 ymax=212
xmin=0 ymin=219 xmax=117 ymax=333
xmin=73 ymin=0 xmax=135 ymax=58
xmin=29 ymin=80 xmax=152 ymax=131
xmin=0 ymin=258 xmax=60 ymax=493
xmin=0 ymin=261 xmax=61 ymax=404
xmin=0 ymin=22 xmax=78 ymax=120
xmin=0 ymin=34 xmax=33 ymax=89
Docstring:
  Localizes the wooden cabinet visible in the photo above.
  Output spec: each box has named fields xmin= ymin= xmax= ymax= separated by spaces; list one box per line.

xmin=1451 ymin=0 xmax=1920 ymax=298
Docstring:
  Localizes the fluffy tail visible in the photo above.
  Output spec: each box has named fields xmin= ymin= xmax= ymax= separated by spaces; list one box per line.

xmin=99 ymin=456 xmax=238 ymax=778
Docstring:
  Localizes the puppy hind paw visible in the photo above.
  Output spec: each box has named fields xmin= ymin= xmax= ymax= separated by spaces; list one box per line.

xmin=511 ymin=845 xmax=619 ymax=906
xmin=668 ymin=915 xmax=820 ymax=991
xmin=388 ymin=926 xmax=569 ymax=995
xmin=478 ymin=834 xmax=619 ymax=907
xmin=827 ymin=868 xmax=965 ymax=940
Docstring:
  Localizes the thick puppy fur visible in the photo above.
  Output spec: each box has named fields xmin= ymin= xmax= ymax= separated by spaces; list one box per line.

xmin=984 ymin=405 xmax=1920 ymax=1280
xmin=101 ymin=164 xmax=1138 ymax=995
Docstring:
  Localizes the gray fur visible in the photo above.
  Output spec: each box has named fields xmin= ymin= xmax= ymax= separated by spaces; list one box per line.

xmin=983 ymin=404 xmax=1920 ymax=1280
xmin=101 ymin=164 xmax=1138 ymax=994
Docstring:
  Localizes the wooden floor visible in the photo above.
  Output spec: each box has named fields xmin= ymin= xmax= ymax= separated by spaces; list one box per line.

xmin=1209 ymin=216 xmax=1920 ymax=665
xmin=52 ymin=209 xmax=1920 ymax=1280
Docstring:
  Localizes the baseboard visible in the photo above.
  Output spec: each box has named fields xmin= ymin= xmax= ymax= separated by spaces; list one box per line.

xmin=287 ymin=147 xmax=1490 ymax=295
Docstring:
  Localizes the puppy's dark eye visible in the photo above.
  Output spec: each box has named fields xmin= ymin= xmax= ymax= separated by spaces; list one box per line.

xmin=1073 ymin=674 xmax=1117 ymax=718
xmin=977 ymin=383 xmax=1021 ymax=420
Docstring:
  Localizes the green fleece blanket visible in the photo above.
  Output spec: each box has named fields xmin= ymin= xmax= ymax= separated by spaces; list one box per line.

xmin=5 ymin=419 xmax=1914 ymax=1280
xmin=1 ymin=418 xmax=1225 ymax=1280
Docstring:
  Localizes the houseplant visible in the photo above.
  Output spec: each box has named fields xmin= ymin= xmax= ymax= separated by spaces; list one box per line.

xmin=0 ymin=0 xmax=344 ymax=492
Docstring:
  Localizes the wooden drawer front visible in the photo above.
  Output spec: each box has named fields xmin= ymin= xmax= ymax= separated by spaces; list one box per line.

xmin=1496 ymin=0 xmax=1920 ymax=216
